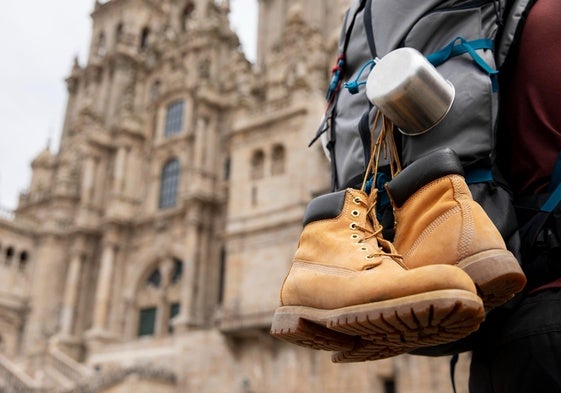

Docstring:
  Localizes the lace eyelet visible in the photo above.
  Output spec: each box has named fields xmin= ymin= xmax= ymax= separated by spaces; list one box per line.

xmin=360 ymin=247 xmax=368 ymax=251
xmin=365 ymin=255 xmax=374 ymax=260
xmin=353 ymin=197 xmax=361 ymax=205
xmin=351 ymin=210 xmax=360 ymax=217
xmin=349 ymin=223 xmax=357 ymax=230
xmin=351 ymin=234 xmax=360 ymax=240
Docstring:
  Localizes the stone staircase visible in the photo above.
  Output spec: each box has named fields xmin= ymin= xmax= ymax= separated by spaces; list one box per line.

xmin=0 ymin=353 xmax=43 ymax=392
xmin=45 ymin=346 xmax=94 ymax=391
xmin=0 ymin=346 xmax=177 ymax=393
xmin=0 ymin=345 xmax=93 ymax=393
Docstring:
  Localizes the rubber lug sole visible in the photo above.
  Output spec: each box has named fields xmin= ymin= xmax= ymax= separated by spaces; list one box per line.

xmin=270 ymin=309 xmax=356 ymax=351
xmin=270 ymin=289 xmax=485 ymax=362
xmin=457 ymin=249 xmax=527 ymax=310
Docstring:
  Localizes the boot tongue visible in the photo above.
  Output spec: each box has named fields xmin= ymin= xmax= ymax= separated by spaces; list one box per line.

xmin=366 ymin=189 xmax=400 ymax=255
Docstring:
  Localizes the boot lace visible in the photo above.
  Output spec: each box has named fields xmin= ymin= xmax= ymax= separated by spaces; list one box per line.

xmin=353 ymin=110 xmax=407 ymax=270
xmin=351 ymin=195 xmax=406 ymax=270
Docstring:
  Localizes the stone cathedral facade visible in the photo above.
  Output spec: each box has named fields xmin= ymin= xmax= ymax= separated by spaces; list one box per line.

xmin=0 ymin=0 xmax=472 ymax=392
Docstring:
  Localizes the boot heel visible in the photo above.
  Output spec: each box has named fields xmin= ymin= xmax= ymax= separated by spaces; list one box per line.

xmin=458 ymin=249 xmax=527 ymax=309
xmin=270 ymin=307 xmax=356 ymax=351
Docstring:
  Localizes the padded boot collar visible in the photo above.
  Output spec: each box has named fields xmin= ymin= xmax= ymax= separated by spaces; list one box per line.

xmin=303 ymin=190 xmax=347 ymax=226
xmin=386 ymin=148 xmax=464 ymax=208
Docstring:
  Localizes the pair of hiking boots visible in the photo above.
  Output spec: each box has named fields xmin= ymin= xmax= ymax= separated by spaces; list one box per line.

xmin=270 ymin=149 xmax=527 ymax=362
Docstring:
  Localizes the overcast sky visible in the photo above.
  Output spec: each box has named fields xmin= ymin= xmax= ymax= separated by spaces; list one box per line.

xmin=0 ymin=0 xmax=257 ymax=211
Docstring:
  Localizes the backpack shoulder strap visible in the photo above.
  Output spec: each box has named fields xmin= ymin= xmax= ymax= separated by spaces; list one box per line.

xmin=495 ymin=0 xmax=537 ymax=68
xmin=363 ymin=0 xmax=377 ymax=58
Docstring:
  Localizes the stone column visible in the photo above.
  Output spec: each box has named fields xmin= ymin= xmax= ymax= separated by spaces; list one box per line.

xmin=173 ymin=210 xmax=201 ymax=333
xmin=81 ymin=157 xmax=96 ymax=205
xmin=194 ymin=117 xmax=208 ymax=169
xmin=193 ymin=217 xmax=212 ymax=320
xmin=22 ymin=235 xmax=67 ymax=357
xmin=123 ymin=296 xmax=137 ymax=340
xmin=92 ymin=242 xmax=116 ymax=332
xmin=112 ymin=147 xmax=127 ymax=194
xmin=205 ymin=117 xmax=217 ymax=172
xmin=185 ymin=97 xmax=195 ymax=133
xmin=155 ymin=259 xmax=172 ymax=337
xmin=59 ymin=253 xmax=83 ymax=336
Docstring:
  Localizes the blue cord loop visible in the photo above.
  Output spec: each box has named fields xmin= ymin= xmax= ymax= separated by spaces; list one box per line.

xmin=344 ymin=59 xmax=377 ymax=95
xmin=342 ymin=36 xmax=498 ymax=95
xmin=426 ymin=36 xmax=498 ymax=92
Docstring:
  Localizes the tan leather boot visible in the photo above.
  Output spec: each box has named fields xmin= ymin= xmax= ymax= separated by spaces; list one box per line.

xmin=270 ymin=187 xmax=485 ymax=361
xmin=386 ymin=149 xmax=527 ymax=309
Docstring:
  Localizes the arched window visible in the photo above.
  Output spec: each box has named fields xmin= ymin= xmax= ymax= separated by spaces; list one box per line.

xmin=96 ymin=32 xmax=106 ymax=57
xmin=140 ymin=26 xmax=150 ymax=50
xmin=251 ymin=150 xmax=265 ymax=180
xmin=138 ymin=307 xmax=157 ymax=337
xmin=137 ymin=259 xmax=183 ymax=337
xmin=181 ymin=3 xmax=195 ymax=32
xmin=271 ymin=144 xmax=286 ymax=175
xmin=223 ymin=157 xmax=231 ymax=181
xmin=159 ymin=159 xmax=181 ymax=209
xmin=146 ymin=268 xmax=162 ymax=287
xmin=5 ymin=246 xmax=14 ymax=266
xmin=115 ymin=23 xmax=124 ymax=45
xmin=19 ymin=251 xmax=28 ymax=272
xmin=164 ymin=100 xmax=185 ymax=137
xmin=171 ymin=259 xmax=183 ymax=284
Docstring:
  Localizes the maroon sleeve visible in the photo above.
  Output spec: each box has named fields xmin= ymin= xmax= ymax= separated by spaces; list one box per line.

xmin=502 ymin=0 xmax=561 ymax=195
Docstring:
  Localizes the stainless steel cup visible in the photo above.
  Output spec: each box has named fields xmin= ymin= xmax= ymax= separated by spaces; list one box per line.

xmin=365 ymin=47 xmax=455 ymax=136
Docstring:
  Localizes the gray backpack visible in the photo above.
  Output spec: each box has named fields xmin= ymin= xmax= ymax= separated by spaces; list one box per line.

xmin=315 ymin=0 xmax=505 ymax=191
xmin=318 ymin=0 xmax=540 ymax=361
